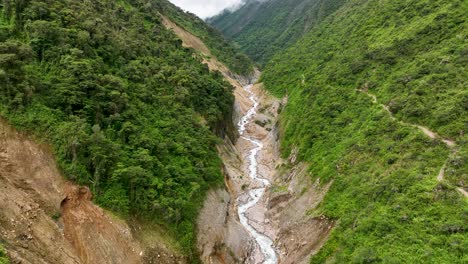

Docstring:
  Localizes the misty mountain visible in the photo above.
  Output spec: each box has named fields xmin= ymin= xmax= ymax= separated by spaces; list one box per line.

xmin=207 ymin=0 xmax=347 ymax=65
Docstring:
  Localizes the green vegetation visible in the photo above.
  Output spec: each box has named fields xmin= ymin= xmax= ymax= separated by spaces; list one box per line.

xmin=156 ymin=0 xmax=254 ymax=76
xmin=208 ymin=0 xmax=346 ymax=66
xmin=0 ymin=244 xmax=8 ymax=264
xmin=0 ymin=0 xmax=237 ymax=258
xmin=260 ymin=0 xmax=467 ymax=262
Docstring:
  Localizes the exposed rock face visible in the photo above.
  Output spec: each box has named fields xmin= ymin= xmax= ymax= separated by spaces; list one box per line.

xmin=197 ymin=91 xmax=256 ymax=264
xmin=197 ymin=82 xmax=335 ymax=264
xmin=197 ymin=180 xmax=252 ymax=264
xmin=248 ymin=85 xmax=335 ymax=264
xmin=268 ymin=164 xmax=334 ymax=264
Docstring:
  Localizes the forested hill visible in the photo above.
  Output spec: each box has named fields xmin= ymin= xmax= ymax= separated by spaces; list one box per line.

xmin=260 ymin=0 xmax=467 ymax=262
xmin=0 ymin=0 xmax=243 ymax=258
xmin=157 ymin=0 xmax=254 ymax=76
xmin=207 ymin=0 xmax=347 ymax=66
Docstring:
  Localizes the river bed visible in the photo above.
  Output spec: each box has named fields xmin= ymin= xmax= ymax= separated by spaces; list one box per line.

xmin=237 ymin=84 xmax=278 ymax=264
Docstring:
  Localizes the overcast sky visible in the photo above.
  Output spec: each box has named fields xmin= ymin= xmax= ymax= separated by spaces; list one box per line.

xmin=168 ymin=0 xmax=244 ymax=18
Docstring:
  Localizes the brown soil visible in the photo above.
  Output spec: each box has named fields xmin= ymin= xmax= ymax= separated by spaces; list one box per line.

xmin=0 ymin=119 xmax=185 ymax=263
xmin=0 ymin=119 xmax=80 ymax=264
xmin=160 ymin=14 xmax=258 ymax=116
xmin=60 ymin=185 xmax=142 ymax=264
xmin=161 ymin=15 xmax=211 ymax=56
xmin=0 ymin=14 xmax=259 ymax=264
xmin=0 ymin=13 xmax=336 ymax=264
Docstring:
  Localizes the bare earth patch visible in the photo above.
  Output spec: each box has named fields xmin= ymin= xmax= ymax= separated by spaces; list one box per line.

xmin=0 ymin=119 xmax=184 ymax=264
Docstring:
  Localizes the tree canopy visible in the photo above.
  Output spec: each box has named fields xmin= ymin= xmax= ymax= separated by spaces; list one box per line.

xmin=0 ymin=0 xmax=237 ymax=257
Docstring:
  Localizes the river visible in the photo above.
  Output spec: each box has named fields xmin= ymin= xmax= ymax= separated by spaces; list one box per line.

xmin=237 ymin=84 xmax=278 ymax=264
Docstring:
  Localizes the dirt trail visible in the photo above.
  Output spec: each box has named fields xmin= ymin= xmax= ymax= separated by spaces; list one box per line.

xmin=358 ymin=89 xmax=456 ymax=147
xmin=358 ymin=89 xmax=466 ymax=198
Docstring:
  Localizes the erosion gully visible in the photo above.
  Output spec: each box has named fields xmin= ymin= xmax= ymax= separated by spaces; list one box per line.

xmin=237 ymin=84 xmax=278 ymax=264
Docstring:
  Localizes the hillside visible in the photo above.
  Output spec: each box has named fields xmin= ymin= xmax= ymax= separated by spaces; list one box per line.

xmin=260 ymin=0 xmax=467 ymax=262
xmin=0 ymin=0 xmax=246 ymax=260
xmin=1 ymin=0 xmax=467 ymax=263
xmin=157 ymin=0 xmax=254 ymax=76
xmin=208 ymin=0 xmax=346 ymax=66
xmin=0 ymin=119 xmax=187 ymax=263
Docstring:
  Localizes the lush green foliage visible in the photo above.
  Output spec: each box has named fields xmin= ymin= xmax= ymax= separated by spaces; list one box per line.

xmin=155 ymin=0 xmax=254 ymax=76
xmin=208 ymin=0 xmax=346 ymax=66
xmin=261 ymin=0 xmax=467 ymax=262
xmin=0 ymin=0 xmax=236 ymax=257
xmin=0 ymin=244 xmax=7 ymax=264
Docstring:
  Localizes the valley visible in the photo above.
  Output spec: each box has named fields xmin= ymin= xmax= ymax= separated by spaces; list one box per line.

xmin=0 ymin=0 xmax=466 ymax=263
xmin=163 ymin=16 xmax=335 ymax=263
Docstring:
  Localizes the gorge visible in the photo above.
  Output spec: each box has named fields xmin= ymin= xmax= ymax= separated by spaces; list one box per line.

xmin=0 ymin=0 xmax=466 ymax=263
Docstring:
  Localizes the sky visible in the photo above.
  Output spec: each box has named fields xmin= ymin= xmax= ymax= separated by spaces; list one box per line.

xmin=168 ymin=0 xmax=244 ymax=19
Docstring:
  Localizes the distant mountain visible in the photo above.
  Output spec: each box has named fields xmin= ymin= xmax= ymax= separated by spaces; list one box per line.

xmin=208 ymin=0 xmax=347 ymax=65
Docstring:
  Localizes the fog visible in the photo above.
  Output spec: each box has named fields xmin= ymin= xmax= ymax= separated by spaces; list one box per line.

xmin=168 ymin=0 xmax=245 ymax=18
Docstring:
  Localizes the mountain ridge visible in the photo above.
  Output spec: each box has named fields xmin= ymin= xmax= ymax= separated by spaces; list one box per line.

xmin=208 ymin=0 xmax=347 ymax=66
xmin=259 ymin=0 xmax=467 ymax=262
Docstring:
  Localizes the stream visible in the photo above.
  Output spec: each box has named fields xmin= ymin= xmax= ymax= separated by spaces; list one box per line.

xmin=237 ymin=84 xmax=278 ymax=264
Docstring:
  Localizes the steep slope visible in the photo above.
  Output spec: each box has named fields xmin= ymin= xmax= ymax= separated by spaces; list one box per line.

xmin=0 ymin=0 xmax=248 ymax=260
xmin=0 ymin=119 xmax=186 ymax=263
xmin=208 ymin=0 xmax=347 ymax=66
xmin=155 ymin=0 xmax=254 ymax=76
xmin=260 ymin=0 xmax=467 ymax=262
xmin=160 ymin=15 xmax=256 ymax=91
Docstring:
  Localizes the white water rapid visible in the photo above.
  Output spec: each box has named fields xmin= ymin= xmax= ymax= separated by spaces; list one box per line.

xmin=237 ymin=84 xmax=278 ymax=264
